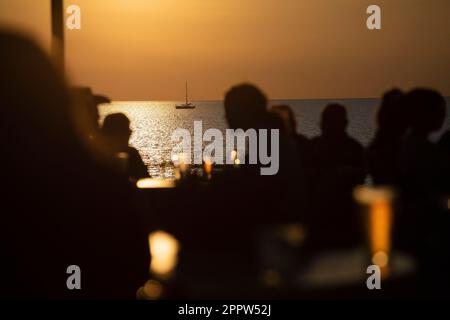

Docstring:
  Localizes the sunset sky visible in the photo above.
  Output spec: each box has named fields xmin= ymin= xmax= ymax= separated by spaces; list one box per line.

xmin=1 ymin=0 xmax=449 ymax=100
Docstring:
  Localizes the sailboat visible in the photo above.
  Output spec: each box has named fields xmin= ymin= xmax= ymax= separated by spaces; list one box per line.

xmin=176 ymin=82 xmax=196 ymax=109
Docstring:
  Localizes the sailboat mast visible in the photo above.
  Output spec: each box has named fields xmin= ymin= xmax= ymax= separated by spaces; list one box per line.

xmin=51 ymin=0 xmax=65 ymax=73
xmin=175 ymin=81 xmax=195 ymax=109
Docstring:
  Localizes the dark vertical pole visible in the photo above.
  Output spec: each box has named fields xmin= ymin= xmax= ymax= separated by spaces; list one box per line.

xmin=51 ymin=0 xmax=64 ymax=72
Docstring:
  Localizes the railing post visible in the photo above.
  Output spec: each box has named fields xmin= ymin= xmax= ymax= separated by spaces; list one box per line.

xmin=51 ymin=0 xmax=64 ymax=72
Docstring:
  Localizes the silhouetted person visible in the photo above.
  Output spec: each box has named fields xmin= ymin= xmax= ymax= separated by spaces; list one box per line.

xmin=367 ymin=89 xmax=408 ymax=186
xmin=101 ymin=113 xmax=149 ymax=181
xmin=71 ymin=87 xmax=111 ymax=144
xmin=223 ymin=84 xmax=300 ymax=181
xmin=438 ymin=130 xmax=450 ymax=195
xmin=396 ymin=89 xmax=449 ymax=295
xmin=399 ymin=89 xmax=447 ymax=201
xmin=94 ymin=94 xmax=111 ymax=107
xmin=270 ymin=105 xmax=310 ymax=167
xmin=174 ymin=84 xmax=302 ymax=295
xmin=269 ymin=104 xmax=310 ymax=228
xmin=220 ymin=84 xmax=300 ymax=225
xmin=224 ymin=83 xmax=270 ymax=131
xmin=307 ymin=104 xmax=365 ymax=250
xmin=70 ymin=87 xmax=110 ymax=143
xmin=0 ymin=31 xmax=148 ymax=299
xmin=222 ymin=84 xmax=302 ymax=220
xmin=438 ymin=130 xmax=450 ymax=159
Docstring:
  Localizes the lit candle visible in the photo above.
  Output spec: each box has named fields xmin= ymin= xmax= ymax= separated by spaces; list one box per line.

xmin=148 ymin=231 xmax=180 ymax=279
xmin=231 ymin=150 xmax=241 ymax=166
xmin=203 ymin=156 xmax=213 ymax=180
xmin=178 ymin=153 xmax=189 ymax=176
xmin=230 ymin=150 xmax=237 ymax=163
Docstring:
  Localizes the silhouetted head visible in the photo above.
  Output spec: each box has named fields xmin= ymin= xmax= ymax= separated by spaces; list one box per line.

xmin=93 ymin=94 xmax=111 ymax=107
xmin=92 ymin=95 xmax=110 ymax=131
xmin=320 ymin=103 xmax=348 ymax=136
xmin=71 ymin=87 xmax=100 ymax=138
xmin=0 ymin=30 xmax=81 ymax=172
xmin=377 ymin=89 xmax=408 ymax=136
xmin=407 ymin=88 xmax=446 ymax=136
xmin=270 ymin=105 xmax=297 ymax=134
xmin=224 ymin=83 xmax=268 ymax=130
xmin=102 ymin=113 xmax=132 ymax=149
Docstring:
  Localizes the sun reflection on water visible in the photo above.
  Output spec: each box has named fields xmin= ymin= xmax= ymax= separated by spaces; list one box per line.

xmin=99 ymin=101 xmax=227 ymax=178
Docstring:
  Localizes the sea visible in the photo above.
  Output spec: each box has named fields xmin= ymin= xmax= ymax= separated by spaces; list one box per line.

xmin=99 ymin=98 xmax=450 ymax=178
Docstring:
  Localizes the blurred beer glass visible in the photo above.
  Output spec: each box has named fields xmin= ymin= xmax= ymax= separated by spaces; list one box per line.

xmin=354 ymin=186 xmax=395 ymax=278
xmin=172 ymin=153 xmax=190 ymax=180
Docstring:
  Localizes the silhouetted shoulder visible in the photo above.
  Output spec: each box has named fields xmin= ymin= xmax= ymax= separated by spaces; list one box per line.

xmin=347 ymin=135 xmax=364 ymax=151
xmin=439 ymin=130 xmax=450 ymax=153
xmin=127 ymin=146 xmax=149 ymax=180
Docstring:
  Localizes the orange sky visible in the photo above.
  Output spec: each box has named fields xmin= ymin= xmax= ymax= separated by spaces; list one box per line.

xmin=1 ymin=0 xmax=449 ymax=100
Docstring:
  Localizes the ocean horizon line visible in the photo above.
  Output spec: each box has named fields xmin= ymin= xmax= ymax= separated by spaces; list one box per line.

xmin=107 ymin=96 xmax=450 ymax=104
xmin=109 ymin=97 xmax=382 ymax=103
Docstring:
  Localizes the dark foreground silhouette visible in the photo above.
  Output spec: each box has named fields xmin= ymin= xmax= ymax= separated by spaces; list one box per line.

xmin=395 ymin=89 xmax=450 ymax=295
xmin=0 ymin=31 xmax=148 ymax=299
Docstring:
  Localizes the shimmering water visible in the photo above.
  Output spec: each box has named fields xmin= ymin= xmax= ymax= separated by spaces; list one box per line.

xmin=99 ymin=98 xmax=450 ymax=178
